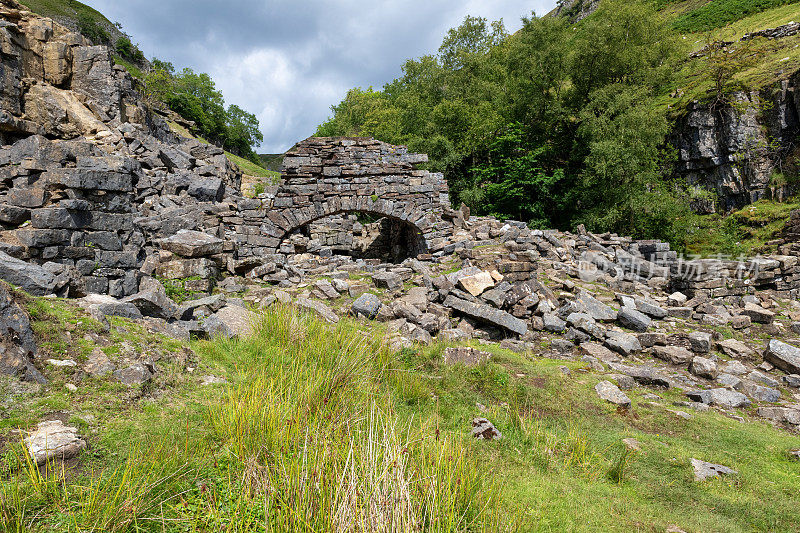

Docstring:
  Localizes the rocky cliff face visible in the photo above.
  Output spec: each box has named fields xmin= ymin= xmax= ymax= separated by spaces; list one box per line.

xmin=672 ymin=72 xmax=800 ymax=213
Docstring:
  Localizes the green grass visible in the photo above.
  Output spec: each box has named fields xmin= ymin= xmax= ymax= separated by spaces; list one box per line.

xmin=686 ymin=198 xmax=800 ymax=256
xmin=2 ymin=300 xmax=800 ymax=531
xmin=673 ymin=0 xmax=800 ymax=32
xmin=111 ymin=55 xmax=143 ymax=79
xmin=16 ymin=0 xmax=114 ymax=28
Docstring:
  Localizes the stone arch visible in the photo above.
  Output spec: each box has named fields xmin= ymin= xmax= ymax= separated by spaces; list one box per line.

xmin=251 ymin=137 xmax=455 ymax=258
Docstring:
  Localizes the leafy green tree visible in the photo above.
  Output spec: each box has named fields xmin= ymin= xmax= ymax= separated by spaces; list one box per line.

xmin=224 ymin=105 xmax=264 ymax=162
xmin=465 ymin=124 xmax=563 ymax=225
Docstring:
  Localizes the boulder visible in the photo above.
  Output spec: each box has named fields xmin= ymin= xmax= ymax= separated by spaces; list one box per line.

xmin=764 ymin=339 xmax=800 ymax=374
xmin=617 ymin=307 xmax=651 ymax=332
xmin=0 ymin=251 xmax=57 ymax=295
xmin=351 ymin=293 xmax=382 ymax=319
xmin=595 ymin=380 xmax=631 ymax=408
xmin=372 ymin=271 xmax=403 ymax=291
xmin=741 ymin=302 xmax=775 ymax=324
xmin=0 ymin=284 xmax=45 ymax=383
xmin=688 ymin=331 xmax=712 ymax=354
xmin=205 ymin=305 xmax=256 ymax=337
xmin=718 ymin=339 xmax=756 ymax=360
xmin=24 ymin=420 xmax=86 ymax=465
xmin=653 ymin=345 xmax=693 ymax=365
xmin=159 ymin=230 xmax=224 ymax=258
xmin=113 ymin=362 xmax=154 ymax=385
xmin=689 ymin=356 xmax=718 ymax=380
xmin=124 ymin=289 xmax=178 ymax=320
xmin=576 ymin=291 xmax=617 ymax=321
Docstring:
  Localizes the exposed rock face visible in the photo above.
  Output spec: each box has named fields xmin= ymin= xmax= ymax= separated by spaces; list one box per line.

xmin=0 ymin=282 xmax=45 ymax=383
xmin=672 ymin=77 xmax=800 ymax=213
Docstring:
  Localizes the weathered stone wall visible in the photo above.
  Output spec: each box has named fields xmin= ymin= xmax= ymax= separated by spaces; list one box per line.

xmin=242 ymin=137 xmax=454 ymax=257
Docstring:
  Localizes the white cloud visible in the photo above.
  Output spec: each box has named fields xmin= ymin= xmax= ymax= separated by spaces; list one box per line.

xmin=82 ymin=0 xmax=557 ymax=152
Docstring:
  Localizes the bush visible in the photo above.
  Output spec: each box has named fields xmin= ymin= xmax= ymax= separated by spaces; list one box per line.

xmin=76 ymin=12 xmax=109 ymax=44
xmin=115 ymin=36 xmax=145 ymax=64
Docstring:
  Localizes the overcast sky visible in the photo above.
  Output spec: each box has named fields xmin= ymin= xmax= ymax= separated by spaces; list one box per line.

xmin=82 ymin=1 xmax=557 ymax=153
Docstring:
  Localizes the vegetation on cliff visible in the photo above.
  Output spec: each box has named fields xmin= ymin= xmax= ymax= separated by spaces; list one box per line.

xmin=318 ymin=0 xmax=800 ymax=252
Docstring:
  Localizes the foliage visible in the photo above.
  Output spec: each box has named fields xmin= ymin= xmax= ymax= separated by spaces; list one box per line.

xmin=673 ymin=0 xmax=800 ymax=32
xmin=317 ymin=0 xmax=692 ymax=245
xmin=76 ymin=11 xmax=108 ymax=44
xmin=114 ymin=36 xmax=144 ymax=64
xmin=145 ymin=62 xmax=264 ymax=164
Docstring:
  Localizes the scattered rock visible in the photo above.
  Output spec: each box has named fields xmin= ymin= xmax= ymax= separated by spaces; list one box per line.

xmin=764 ymin=339 xmax=800 ymax=374
xmin=471 ymin=418 xmax=502 ymax=440
xmin=113 ymin=362 xmax=154 ymax=385
xmin=443 ymin=347 xmax=491 ymax=366
xmin=351 ymin=293 xmax=382 ymax=319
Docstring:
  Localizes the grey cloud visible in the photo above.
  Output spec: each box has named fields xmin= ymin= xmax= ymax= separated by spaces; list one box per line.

xmin=83 ymin=0 xmax=556 ymax=152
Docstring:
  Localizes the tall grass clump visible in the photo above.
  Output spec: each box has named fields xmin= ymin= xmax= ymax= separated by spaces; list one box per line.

xmin=200 ymin=304 xmax=504 ymax=532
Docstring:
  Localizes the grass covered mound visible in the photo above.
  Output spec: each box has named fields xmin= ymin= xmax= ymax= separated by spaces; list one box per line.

xmin=0 ymin=301 xmax=799 ymax=531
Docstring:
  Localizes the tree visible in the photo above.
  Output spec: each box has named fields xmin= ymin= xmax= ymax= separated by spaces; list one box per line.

xmin=224 ymin=105 xmax=263 ymax=162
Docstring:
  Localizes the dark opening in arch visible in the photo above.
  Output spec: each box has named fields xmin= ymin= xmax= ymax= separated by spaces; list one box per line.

xmin=281 ymin=210 xmax=427 ymax=263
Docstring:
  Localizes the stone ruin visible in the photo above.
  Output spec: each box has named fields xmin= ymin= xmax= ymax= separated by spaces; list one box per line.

xmin=258 ymin=137 xmax=453 ymax=257
xmin=4 ymin=0 xmax=800 ymax=433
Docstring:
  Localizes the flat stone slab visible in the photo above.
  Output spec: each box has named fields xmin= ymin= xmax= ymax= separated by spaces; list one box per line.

xmin=443 ymin=295 xmax=527 ymax=336
xmin=159 ymin=229 xmax=224 ymax=258
xmin=691 ymin=458 xmax=737 ymax=481
xmin=24 ymin=420 xmax=86 ymax=465
xmin=458 ymin=271 xmax=495 ymax=297
xmin=443 ymin=347 xmax=491 ymax=366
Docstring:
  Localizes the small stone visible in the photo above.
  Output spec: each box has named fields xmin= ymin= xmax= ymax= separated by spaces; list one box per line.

xmin=65 ymin=383 xmax=77 ymax=392
xmin=47 ymin=359 xmax=77 ymax=367
xmin=622 ymin=438 xmax=641 ymax=451
xmin=201 ymin=375 xmax=227 ymax=385
xmin=471 ymin=418 xmax=502 ymax=440
xmin=731 ymin=315 xmax=752 ymax=329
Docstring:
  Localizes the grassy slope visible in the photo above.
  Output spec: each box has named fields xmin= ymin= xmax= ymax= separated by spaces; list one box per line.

xmin=16 ymin=0 xmax=114 ymax=28
xmin=167 ymin=121 xmax=279 ymax=182
xmin=1 ymin=294 xmax=799 ymax=531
